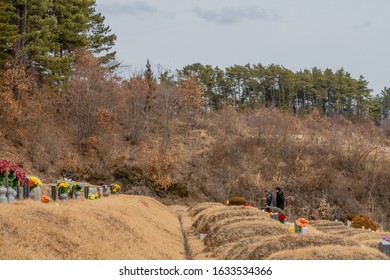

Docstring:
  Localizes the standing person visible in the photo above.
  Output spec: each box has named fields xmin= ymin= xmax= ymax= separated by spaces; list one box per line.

xmin=265 ymin=190 xmax=274 ymax=207
xmin=276 ymin=187 xmax=285 ymax=210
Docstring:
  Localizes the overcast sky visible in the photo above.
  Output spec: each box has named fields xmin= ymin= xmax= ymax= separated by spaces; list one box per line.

xmin=95 ymin=0 xmax=389 ymax=94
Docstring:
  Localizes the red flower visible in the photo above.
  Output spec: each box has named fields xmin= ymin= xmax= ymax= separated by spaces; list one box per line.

xmin=278 ymin=213 xmax=286 ymax=221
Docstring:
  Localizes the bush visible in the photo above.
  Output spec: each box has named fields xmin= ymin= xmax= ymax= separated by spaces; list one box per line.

xmin=228 ymin=196 xmax=247 ymax=205
xmin=351 ymin=215 xmax=378 ymax=231
xmin=346 ymin=213 xmax=356 ymax=221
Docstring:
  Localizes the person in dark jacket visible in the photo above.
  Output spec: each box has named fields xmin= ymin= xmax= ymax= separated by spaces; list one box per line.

xmin=265 ymin=190 xmax=274 ymax=207
xmin=275 ymin=187 xmax=285 ymax=210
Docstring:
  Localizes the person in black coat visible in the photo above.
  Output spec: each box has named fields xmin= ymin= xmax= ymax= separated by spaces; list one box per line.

xmin=275 ymin=187 xmax=285 ymax=210
xmin=265 ymin=190 xmax=274 ymax=207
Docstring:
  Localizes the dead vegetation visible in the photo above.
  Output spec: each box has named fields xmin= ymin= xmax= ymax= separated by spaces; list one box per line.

xmin=187 ymin=203 xmax=389 ymax=260
xmin=0 ymin=197 xmax=389 ymax=260
xmin=0 ymin=196 xmax=185 ymax=260
xmin=1 ymin=52 xmax=390 ymax=230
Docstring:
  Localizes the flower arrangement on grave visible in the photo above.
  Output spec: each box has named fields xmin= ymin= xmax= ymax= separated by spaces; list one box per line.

xmin=97 ymin=191 xmax=101 ymax=198
xmin=41 ymin=195 xmax=50 ymax=203
xmin=296 ymin=217 xmax=309 ymax=227
xmin=88 ymin=193 xmax=99 ymax=200
xmin=112 ymin=183 xmax=121 ymax=194
xmin=57 ymin=178 xmax=72 ymax=194
xmin=0 ymin=159 xmax=26 ymax=188
xmin=278 ymin=213 xmax=287 ymax=223
xmin=295 ymin=217 xmax=309 ymax=233
xmin=381 ymin=236 xmax=390 ymax=242
xmin=73 ymin=182 xmax=84 ymax=192
xmin=28 ymin=176 xmax=42 ymax=190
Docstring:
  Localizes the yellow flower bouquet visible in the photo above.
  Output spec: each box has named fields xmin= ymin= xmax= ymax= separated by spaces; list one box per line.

xmin=28 ymin=176 xmax=42 ymax=190
xmin=57 ymin=180 xmax=71 ymax=194
xmin=112 ymin=184 xmax=121 ymax=194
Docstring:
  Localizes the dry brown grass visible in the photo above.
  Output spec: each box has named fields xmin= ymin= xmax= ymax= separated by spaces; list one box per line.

xmin=0 ymin=196 xmax=388 ymax=260
xmin=0 ymin=195 xmax=184 ymax=260
xmin=192 ymin=204 xmax=263 ymax=233
xmin=242 ymin=234 xmax=358 ymax=260
xmin=186 ymin=204 xmax=390 ymax=260
xmin=187 ymin=202 xmax=223 ymax=217
xmin=267 ymin=245 xmax=389 ymax=260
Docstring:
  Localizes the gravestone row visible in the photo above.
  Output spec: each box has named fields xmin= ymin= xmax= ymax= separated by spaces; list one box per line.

xmin=0 ymin=178 xmax=113 ymax=204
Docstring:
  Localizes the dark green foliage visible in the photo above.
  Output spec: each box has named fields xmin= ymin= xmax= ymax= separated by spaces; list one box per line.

xmin=0 ymin=0 xmax=116 ymax=81
xmin=381 ymin=87 xmax=390 ymax=120
xmin=176 ymin=63 xmax=390 ymax=125
xmin=0 ymin=0 xmax=18 ymax=68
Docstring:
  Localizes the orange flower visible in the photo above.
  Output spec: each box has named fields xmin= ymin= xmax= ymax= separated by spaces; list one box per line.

xmin=296 ymin=217 xmax=309 ymax=227
xmin=41 ymin=195 xmax=51 ymax=203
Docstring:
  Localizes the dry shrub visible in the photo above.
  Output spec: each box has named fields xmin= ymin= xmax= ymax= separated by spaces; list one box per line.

xmin=62 ymin=50 xmax=117 ymax=149
xmin=119 ymin=75 xmax=150 ymax=145
xmin=142 ymin=145 xmax=177 ymax=191
xmin=228 ymin=196 xmax=246 ymax=205
xmin=59 ymin=152 xmax=88 ymax=179
xmin=267 ymin=245 xmax=388 ymax=260
xmin=351 ymin=215 xmax=378 ymax=231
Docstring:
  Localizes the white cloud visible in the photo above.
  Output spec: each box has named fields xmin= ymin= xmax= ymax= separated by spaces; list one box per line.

xmin=192 ymin=6 xmax=280 ymax=24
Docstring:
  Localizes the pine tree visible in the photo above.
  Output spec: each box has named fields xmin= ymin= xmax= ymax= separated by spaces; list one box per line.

xmin=8 ymin=0 xmax=117 ymax=82
xmin=381 ymin=87 xmax=390 ymax=120
xmin=143 ymin=59 xmax=156 ymax=112
xmin=0 ymin=0 xmax=18 ymax=69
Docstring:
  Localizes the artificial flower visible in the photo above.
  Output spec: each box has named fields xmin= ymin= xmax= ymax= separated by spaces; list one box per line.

xmin=57 ymin=178 xmax=72 ymax=194
xmin=112 ymin=184 xmax=121 ymax=194
xmin=296 ymin=217 xmax=309 ymax=227
xmin=0 ymin=159 xmax=26 ymax=186
xmin=41 ymin=195 xmax=50 ymax=203
xmin=382 ymin=236 xmax=390 ymax=242
xmin=28 ymin=176 xmax=42 ymax=189
xmin=73 ymin=182 xmax=84 ymax=191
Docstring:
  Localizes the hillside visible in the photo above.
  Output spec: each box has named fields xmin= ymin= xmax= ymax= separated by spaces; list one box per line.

xmin=0 ymin=196 xmax=389 ymax=260
xmin=1 ymin=107 xmax=390 ymax=230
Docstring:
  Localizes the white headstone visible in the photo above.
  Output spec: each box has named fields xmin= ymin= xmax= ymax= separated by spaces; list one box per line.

xmin=34 ymin=187 xmax=42 ymax=201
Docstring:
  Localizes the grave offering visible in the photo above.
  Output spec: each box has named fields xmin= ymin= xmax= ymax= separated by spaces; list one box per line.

xmin=379 ymin=236 xmax=390 ymax=257
xmin=73 ymin=182 xmax=84 ymax=200
xmin=28 ymin=176 xmax=43 ymax=201
xmin=57 ymin=178 xmax=72 ymax=202
xmin=0 ymin=160 xmax=26 ymax=204
xmin=295 ymin=217 xmax=309 ymax=234
xmin=111 ymin=184 xmax=121 ymax=194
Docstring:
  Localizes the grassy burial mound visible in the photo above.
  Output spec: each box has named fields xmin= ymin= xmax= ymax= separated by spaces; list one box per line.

xmin=189 ymin=203 xmax=389 ymax=260
xmin=267 ymin=245 xmax=388 ymax=260
xmin=310 ymin=220 xmax=390 ymax=249
xmin=0 ymin=195 xmax=185 ymax=260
